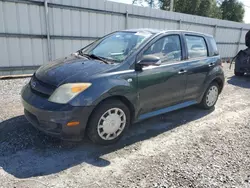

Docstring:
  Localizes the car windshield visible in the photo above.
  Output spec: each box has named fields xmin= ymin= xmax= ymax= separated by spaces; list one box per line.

xmin=81 ymin=31 xmax=152 ymax=63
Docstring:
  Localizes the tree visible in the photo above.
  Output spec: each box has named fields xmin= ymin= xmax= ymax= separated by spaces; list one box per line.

xmin=132 ymin=0 xmax=157 ymax=8
xmin=136 ymin=0 xmax=221 ymax=18
xmin=132 ymin=0 xmax=244 ymax=22
xmin=210 ymin=0 xmax=222 ymax=19
xmin=158 ymin=0 xmax=221 ymax=18
xmin=220 ymin=0 xmax=245 ymax=22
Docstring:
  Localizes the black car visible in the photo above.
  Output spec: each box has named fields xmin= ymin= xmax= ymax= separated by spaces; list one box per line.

xmin=234 ymin=48 xmax=250 ymax=76
xmin=21 ymin=29 xmax=225 ymax=145
xmin=234 ymin=30 xmax=250 ymax=76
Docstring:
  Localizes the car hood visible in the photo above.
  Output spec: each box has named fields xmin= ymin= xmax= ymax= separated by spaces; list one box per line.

xmin=35 ymin=55 xmax=113 ymax=86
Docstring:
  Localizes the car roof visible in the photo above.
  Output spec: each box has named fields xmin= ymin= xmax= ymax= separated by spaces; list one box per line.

xmin=122 ymin=28 xmax=213 ymax=38
xmin=122 ymin=28 xmax=163 ymax=34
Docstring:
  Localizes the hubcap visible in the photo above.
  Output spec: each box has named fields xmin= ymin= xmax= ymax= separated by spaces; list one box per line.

xmin=206 ymin=85 xmax=219 ymax=107
xmin=97 ymin=108 xmax=126 ymax=140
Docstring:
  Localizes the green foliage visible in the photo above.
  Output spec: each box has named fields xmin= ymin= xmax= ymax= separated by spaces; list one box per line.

xmin=159 ymin=0 xmax=222 ymax=18
xmin=220 ymin=0 xmax=245 ymax=22
xmin=210 ymin=1 xmax=223 ymax=19
xmin=133 ymin=0 xmax=244 ymax=22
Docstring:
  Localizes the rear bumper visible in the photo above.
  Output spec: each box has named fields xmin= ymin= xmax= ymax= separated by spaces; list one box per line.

xmin=235 ymin=67 xmax=250 ymax=73
xmin=235 ymin=64 xmax=250 ymax=73
xmin=21 ymin=84 xmax=95 ymax=141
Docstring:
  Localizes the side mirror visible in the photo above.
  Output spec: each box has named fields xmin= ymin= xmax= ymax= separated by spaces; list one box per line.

xmin=138 ymin=55 xmax=161 ymax=66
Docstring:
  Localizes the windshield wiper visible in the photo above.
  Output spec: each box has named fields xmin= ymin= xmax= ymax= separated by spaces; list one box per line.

xmin=71 ymin=52 xmax=88 ymax=59
xmin=81 ymin=53 xmax=109 ymax=64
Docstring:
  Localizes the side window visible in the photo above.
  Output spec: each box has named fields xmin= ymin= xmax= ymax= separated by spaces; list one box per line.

xmin=185 ymin=35 xmax=208 ymax=59
xmin=208 ymin=37 xmax=219 ymax=56
xmin=143 ymin=35 xmax=182 ymax=63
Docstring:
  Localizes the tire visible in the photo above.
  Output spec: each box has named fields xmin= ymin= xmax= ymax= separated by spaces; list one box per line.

xmin=87 ymin=99 xmax=131 ymax=145
xmin=199 ymin=82 xmax=219 ymax=109
xmin=234 ymin=70 xmax=244 ymax=76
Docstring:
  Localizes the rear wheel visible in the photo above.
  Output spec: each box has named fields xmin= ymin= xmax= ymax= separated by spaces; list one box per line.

xmin=87 ymin=99 xmax=130 ymax=145
xmin=199 ymin=82 xmax=219 ymax=109
xmin=234 ymin=70 xmax=244 ymax=76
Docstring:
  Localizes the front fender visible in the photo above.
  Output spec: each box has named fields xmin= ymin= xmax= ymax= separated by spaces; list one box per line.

xmin=69 ymin=72 xmax=138 ymax=107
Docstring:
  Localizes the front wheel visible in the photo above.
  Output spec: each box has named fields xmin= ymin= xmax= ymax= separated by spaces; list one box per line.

xmin=87 ymin=99 xmax=130 ymax=145
xmin=199 ymin=82 xmax=219 ymax=109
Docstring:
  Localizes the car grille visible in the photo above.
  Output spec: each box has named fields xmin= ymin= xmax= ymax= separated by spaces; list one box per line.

xmin=30 ymin=75 xmax=56 ymax=98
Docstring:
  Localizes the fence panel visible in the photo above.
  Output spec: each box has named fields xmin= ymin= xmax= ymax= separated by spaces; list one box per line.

xmin=0 ymin=0 xmax=250 ymax=75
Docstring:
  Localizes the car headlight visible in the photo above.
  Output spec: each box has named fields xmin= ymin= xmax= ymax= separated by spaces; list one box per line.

xmin=48 ymin=83 xmax=91 ymax=104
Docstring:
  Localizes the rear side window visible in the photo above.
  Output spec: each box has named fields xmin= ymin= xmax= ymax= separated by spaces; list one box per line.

xmin=185 ymin=35 xmax=208 ymax=59
xmin=208 ymin=37 xmax=219 ymax=56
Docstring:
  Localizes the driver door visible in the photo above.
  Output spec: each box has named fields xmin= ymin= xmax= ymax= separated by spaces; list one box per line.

xmin=137 ymin=34 xmax=188 ymax=114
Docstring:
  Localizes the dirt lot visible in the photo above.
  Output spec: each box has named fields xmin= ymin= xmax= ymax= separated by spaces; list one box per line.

xmin=0 ymin=63 xmax=250 ymax=188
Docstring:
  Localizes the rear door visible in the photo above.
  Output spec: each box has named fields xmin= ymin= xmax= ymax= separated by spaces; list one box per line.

xmin=183 ymin=34 xmax=214 ymax=101
xmin=136 ymin=34 xmax=188 ymax=114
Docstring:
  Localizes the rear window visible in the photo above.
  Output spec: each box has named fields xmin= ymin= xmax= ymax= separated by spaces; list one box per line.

xmin=185 ymin=35 xmax=208 ymax=59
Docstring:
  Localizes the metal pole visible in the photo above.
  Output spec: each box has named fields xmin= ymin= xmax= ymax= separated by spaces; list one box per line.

xmin=44 ymin=0 xmax=52 ymax=61
xmin=179 ymin=19 xmax=182 ymax=30
xmin=170 ymin=0 xmax=174 ymax=11
xmin=125 ymin=10 xmax=129 ymax=29
xmin=237 ymin=27 xmax=243 ymax=53
xmin=214 ymin=25 xmax=217 ymax=40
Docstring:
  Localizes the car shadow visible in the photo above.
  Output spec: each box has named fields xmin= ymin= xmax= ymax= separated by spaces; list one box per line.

xmin=0 ymin=106 xmax=214 ymax=178
xmin=227 ymin=74 xmax=250 ymax=88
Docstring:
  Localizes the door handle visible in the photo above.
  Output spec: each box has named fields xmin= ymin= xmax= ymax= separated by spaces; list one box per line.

xmin=208 ymin=63 xmax=215 ymax=67
xmin=178 ymin=70 xmax=187 ymax=74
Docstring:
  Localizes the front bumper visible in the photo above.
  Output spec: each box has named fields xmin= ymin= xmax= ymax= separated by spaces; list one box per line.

xmin=21 ymin=84 xmax=95 ymax=141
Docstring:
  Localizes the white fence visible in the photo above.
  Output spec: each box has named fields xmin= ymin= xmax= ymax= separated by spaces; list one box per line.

xmin=0 ymin=0 xmax=250 ymax=75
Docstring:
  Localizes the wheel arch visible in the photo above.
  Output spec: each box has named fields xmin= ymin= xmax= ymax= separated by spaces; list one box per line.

xmin=211 ymin=77 xmax=224 ymax=93
xmin=86 ymin=95 xmax=136 ymax=130
xmin=198 ymin=75 xmax=224 ymax=103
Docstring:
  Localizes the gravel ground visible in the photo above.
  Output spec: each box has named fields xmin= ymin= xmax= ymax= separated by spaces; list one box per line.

xmin=0 ymin=63 xmax=250 ymax=188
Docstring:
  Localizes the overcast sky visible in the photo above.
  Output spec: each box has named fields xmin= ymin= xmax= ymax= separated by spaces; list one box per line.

xmin=108 ymin=0 xmax=250 ymax=24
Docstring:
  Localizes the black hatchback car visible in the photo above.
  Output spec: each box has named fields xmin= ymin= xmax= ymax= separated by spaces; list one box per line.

xmin=21 ymin=29 xmax=224 ymax=145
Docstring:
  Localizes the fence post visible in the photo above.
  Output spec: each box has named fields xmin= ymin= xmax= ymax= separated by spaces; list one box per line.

xmin=125 ymin=10 xmax=129 ymax=29
xmin=179 ymin=19 xmax=182 ymax=30
xmin=44 ymin=0 xmax=52 ymax=61
xmin=213 ymin=25 xmax=217 ymax=39
xmin=237 ymin=27 xmax=243 ymax=53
